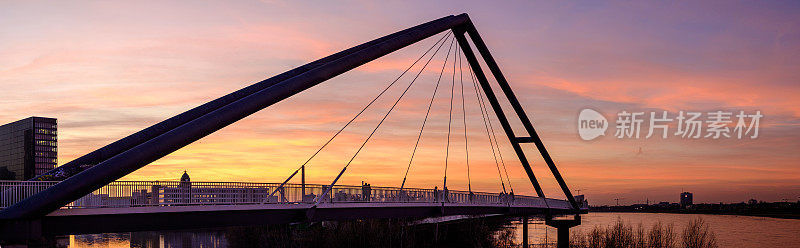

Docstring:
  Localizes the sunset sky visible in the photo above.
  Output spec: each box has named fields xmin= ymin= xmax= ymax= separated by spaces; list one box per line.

xmin=1 ymin=1 xmax=798 ymax=205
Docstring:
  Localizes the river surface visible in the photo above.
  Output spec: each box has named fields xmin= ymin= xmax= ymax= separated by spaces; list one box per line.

xmin=516 ymin=212 xmax=800 ymax=248
xmin=64 ymin=212 xmax=800 ymax=247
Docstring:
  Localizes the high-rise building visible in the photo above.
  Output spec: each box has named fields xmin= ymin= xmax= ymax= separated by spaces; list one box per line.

xmin=680 ymin=192 xmax=693 ymax=208
xmin=0 ymin=117 xmax=57 ymax=180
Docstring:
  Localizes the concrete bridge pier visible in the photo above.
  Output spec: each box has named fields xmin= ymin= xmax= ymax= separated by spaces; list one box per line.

xmin=2 ymin=237 xmax=68 ymax=248
xmin=521 ymin=215 xmax=529 ymax=247
xmin=546 ymin=215 xmax=581 ymax=248
xmin=0 ymin=219 xmax=39 ymax=246
xmin=0 ymin=219 xmax=67 ymax=248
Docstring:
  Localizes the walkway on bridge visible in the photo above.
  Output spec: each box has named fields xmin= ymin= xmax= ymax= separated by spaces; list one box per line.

xmin=1 ymin=180 xmax=582 ymax=236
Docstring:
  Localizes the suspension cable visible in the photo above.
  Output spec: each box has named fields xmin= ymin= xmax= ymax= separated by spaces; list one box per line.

xmin=466 ymin=54 xmax=506 ymax=194
xmin=399 ymin=36 xmax=454 ymax=190
xmin=458 ymin=47 xmax=471 ymax=193
xmin=443 ymin=36 xmax=457 ymax=190
xmin=468 ymin=63 xmax=514 ymax=193
xmin=317 ymin=34 xmax=455 ymax=205
xmin=263 ymin=32 xmax=451 ymax=201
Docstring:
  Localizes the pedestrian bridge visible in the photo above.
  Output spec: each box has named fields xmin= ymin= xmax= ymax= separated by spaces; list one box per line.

xmin=1 ymin=13 xmax=585 ymax=247
xmin=1 ymin=180 xmax=584 ymax=236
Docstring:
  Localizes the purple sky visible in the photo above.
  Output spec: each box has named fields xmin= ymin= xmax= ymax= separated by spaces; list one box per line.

xmin=1 ymin=1 xmax=798 ymax=205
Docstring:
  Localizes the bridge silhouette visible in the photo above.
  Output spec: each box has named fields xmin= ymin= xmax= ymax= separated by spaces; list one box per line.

xmin=0 ymin=13 xmax=586 ymax=247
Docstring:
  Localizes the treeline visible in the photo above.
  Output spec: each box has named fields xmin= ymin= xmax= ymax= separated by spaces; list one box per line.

xmin=568 ymin=218 xmax=717 ymax=248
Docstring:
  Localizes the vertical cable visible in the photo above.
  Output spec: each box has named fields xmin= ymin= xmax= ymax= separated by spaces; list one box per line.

xmin=458 ymin=47 xmax=471 ymax=193
xmin=317 ymin=34 xmax=455 ymax=205
xmin=443 ymin=36 xmax=457 ymax=189
xmin=466 ymin=52 xmax=506 ymax=194
xmin=468 ymin=63 xmax=514 ymax=193
xmin=400 ymin=34 xmax=454 ymax=190
xmin=263 ymin=32 xmax=451 ymax=201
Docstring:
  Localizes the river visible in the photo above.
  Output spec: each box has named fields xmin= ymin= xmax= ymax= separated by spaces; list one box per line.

xmin=516 ymin=212 xmax=800 ymax=248
xmin=63 ymin=212 xmax=800 ymax=247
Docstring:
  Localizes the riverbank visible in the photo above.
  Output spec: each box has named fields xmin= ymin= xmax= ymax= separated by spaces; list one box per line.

xmin=590 ymin=208 xmax=800 ymax=219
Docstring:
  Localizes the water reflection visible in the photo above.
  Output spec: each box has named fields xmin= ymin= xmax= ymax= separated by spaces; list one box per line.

xmin=67 ymin=213 xmax=800 ymax=247
xmin=68 ymin=217 xmax=511 ymax=247
xmin=71 ymin=230 xmax=227 ymax=248
xmin=70 ymin=233 xmax=129 ymax=248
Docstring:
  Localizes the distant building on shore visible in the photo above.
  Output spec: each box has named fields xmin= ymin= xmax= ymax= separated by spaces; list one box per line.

xmin=0 ymin=117 xmax=57 ymax=180
xmin=680 ymin=192 xmax=693 ymax=208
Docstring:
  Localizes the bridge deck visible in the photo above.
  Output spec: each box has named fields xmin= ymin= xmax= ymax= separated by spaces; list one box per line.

xmin=31 ymin=201 xmax=581 ymax=237
xmin=1 ymin=180 xmax=585 ymax=238
xmin=46 ymin=200 xmax=572 ymax=216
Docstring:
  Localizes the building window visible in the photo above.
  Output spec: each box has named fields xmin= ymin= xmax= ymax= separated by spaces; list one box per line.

xmin=35 ymin=134 xmax=57 ymax=140
xmin=35 ymin=157 xmax=57 ymax=163
xmin=34 ymin=123 xmax=57 ymax=129
xmin=35 ymin=151 xmax=57 ymax=158
xmin=35 ymin=140 xmax=57 ymax=147
xmin=35 ymin=146 xmax=57 ymax=152
xmin=35 ymin=129 xmax=57 ymax=135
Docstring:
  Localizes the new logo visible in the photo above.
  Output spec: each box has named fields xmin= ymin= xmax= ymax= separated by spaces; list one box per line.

xmin=578 ymin=108 xmax=608 ymax=140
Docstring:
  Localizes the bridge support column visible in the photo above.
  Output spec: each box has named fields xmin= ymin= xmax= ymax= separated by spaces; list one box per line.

xmin=0 ymin=219 xmax=68 ymax=248
xmin=0 ymin=219 xmax=40 ymax=243
xmin=546 ymin=215 xmax=581 ymax=248
xmin=434 ymin=223 xmax=439 ymax=243
xmin=2 ymin=236 xmax=67 ymax=248
xmin=522 ymin=215 xmax=528 ymax=248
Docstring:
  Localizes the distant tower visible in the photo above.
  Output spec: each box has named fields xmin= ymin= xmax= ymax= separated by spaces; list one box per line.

xmin=179 ymin=170 xmax=191 ymax=204
xmin=181 ymin=170 xmax=190 ymax=182
xmin=680 ymin=192 xmax=693 ymax=208
xmin=180 ymin=170 xmax=191 ymax=187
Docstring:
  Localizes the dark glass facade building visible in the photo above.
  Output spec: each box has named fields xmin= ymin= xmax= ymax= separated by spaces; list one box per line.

xmin=0 ymin=117 xmax=57 ymax=180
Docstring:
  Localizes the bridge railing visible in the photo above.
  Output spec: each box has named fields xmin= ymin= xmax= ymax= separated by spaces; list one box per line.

xmin=1 ymin=180 xmax=60 ymax=208
xmin=2 ymin=180 xmax=550 ymax=210
xmin=63 ymin=181 xmax=282 ymax=208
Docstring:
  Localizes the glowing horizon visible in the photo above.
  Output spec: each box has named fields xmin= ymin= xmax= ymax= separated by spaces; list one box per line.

xmin=1 ymin=1 xmax=798 ymax=206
